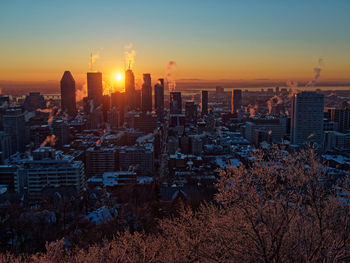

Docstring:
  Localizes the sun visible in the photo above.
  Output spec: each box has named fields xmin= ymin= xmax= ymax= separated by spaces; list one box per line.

xmin=114 ymin=73 xmax=123 ymax=81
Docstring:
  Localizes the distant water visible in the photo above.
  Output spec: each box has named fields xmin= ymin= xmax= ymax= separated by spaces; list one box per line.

xmin=166 ymin=86 xmax=350 ymax=96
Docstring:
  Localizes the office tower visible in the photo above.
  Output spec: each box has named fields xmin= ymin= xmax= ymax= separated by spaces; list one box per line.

xmin=111 ymin=91 xmax=126 ymax=126
xmin=201 ymin=90 xmax=208 ymax=116
xmin=291 ymin=91 xmax=324 ymax=146
xmin=60 ymin=71 xmax=76 ymax=116
xmin=11 ymin=147 xmax=85 ymax=202
xmin=141 ymin=73 xmax=152 ymax=113
xmin=125 ymin=69 xmax=135 ymax=109
xmin=231 ymin=89 xmax=242 ymax=114
xmin=134 ymin=90 xmax=141 ymax=109
xmin=170 ymin=92 xmax=182 ymax=114
xmin=154 ymin=79 xmax=164 ymax=120
xmin=3 ymin=108 xmax=26 ymax=154
xmin=23 ymin=92 xmax=46 ymax=112
xmin=328 ymin=108 xmax=350 ymax=132
xmin=86 ymin=146 xmax=118 ymax=178
xmin=0 ymin=165 xmax=17 ymax=192
xmin=87 ymin=72 xmax=103 ymax=107
xmin=102 ymin=94 xmax=111 ymax=121
xmin=29 ymin=125 xmax=51 ymax=148
xmin=107 ymin=107 xmax=119 ymax=129
xmin=185 ymin=101 xmax=198 ymax=125
xmin=118 ymin=146 xmax=154 ymax=176
xmin=0 ymin=132 xmax=12 ymax=160
xmin=134 ymin=113 xmax=157 ymax=133
xmin=52 ymin=120 xmax=69 ymax=148
xmin=88 ymin=107 xmax=104 ymax=129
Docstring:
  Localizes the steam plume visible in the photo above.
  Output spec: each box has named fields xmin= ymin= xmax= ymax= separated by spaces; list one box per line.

xmin=125 ymin=43 xmax=136 ymax=69
xmin=166 ymin=61 xmax=177 ymax=92
xmin=40 ymin=134 xmax=57 ymax=147
xmin=89 ymin=52 xmax=100 ymax=71
xmin=76 ymin=83 xmax=87 ymax=102
xmin=266 ymin=95 xmax=283 ymax=114
xmin=306 ymin=59 xmax=323 ymax=87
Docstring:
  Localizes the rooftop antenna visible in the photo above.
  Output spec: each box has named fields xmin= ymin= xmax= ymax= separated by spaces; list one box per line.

xmin=128 ymin=59 xmax=131 ymax=70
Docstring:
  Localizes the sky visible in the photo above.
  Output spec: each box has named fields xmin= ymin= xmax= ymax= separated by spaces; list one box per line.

xmin=1 ymin=0 xmax=350 ymax=84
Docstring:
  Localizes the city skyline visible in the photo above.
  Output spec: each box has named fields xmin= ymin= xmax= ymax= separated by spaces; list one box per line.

xmin=1 ymin=0 xmax=350 ymax=85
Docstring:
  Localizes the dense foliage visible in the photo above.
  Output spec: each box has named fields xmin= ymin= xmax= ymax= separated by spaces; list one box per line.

xmin=1 ymin=148 xmax=349 ymax=262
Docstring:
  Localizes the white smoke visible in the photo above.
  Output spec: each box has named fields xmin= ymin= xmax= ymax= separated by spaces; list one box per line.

xmin=166 ymin=61 xmax=177 ymax=92
xmin=306 ymin=58 xmax=323 ymax=87
xmin=89 ymin=51 xmax=100 ymax=72
xmin=266 ymin=95 xmax=283 ymax=114
xmin=125 ymin=43 xmax=136 ymax=69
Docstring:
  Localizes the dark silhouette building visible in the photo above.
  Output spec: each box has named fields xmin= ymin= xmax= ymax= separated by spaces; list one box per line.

xmin=125 ymin=69 xmax=135 ymax=109
xmin=60 ymin=71 xmax=76 ymax=116
xmin=291 ymin=91 xmax=324 ymax=146
xmin=231 ymin=89 xmax=242 ymax=114
xmin=3 ymin=108 xmax=26 ymax=154
xmin=328 ymin=108 xmax=350 ymax=132
xmin=141 ymin=73 xmax=152 ymax=113
xmin=23 ymin=92 xmax=46 ymax=112
xmin=87 ymin=72 xmax=103 ymax=108
xmin=170 ymin=92 xmax=182 ymax=114
xmin=154 ymin=79 xmax=165 ymax=120
xmin=185 ymin=101 xmax=198 ymax=125
xmin=201 ymin=90 xmax=208 ymax=116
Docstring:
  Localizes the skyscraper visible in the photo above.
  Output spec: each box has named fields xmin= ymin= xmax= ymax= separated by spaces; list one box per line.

xmin=231 ymin=89 xmax=242 ymax=114
xmin=60 ymin=71 xmax=76 ymax=116
xmin=23 ymin=92 xmax=46 ymax=112
xmin=125 ymin=69 xmax=135 ymax=109
xmin=291 ymin=91 xmax=324 ymax=146
xmin=201 ymin=90 xmax=208 ymax=116
xmin=170 ymin=92 xmax=182 ymax=114
xmin=87 ymin=72 xmax=103 ymax=108
xmin=154 ymin=79 xmax=164 ymax=120
xmin=185 ymin=101 xmax=198 ymax=124
xmin=3 ymin=108 xmax=26 ymax=154
xmin=141 ymin=73 xmax=152 ymax=113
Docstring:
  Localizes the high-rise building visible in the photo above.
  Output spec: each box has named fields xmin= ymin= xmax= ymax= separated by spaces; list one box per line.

xmin=0 ymin=132 xmax=12 ymax=160
xmin=102 ymin=94 xmax=111 ymax=121
xmin=201 ymin=90 xmax=208 ymax=116
xmin=154 ymin=79 xmax=164 ymax=120
xmin=111 ymin=91 xmax=126 ymax=126
xmin=328 ymin=108 xmax=350 ymax=132
xmin=60 ymin=71 xmax=76 ymax=116
xmin=29 ymin=125 xmax=51 ymax=149
xmin=87 ymin=72 xmax=103 ymax=107
xmin=125 ymin=69 xmax=135 ymax=109
xmin=170 ymin=92 xmax=182 ymax=114
xmin=118 ymin=146 xmax=154 ymax=176
xmin=52 ymin=120 xmax=69 ymax=148
xmin=291 ymin=91 xmax=324 ymax=146
xmin=133 ymin=113 xmax=157 ymax=133
xmin=86 ymin=146 xmax=118 ymax=178
xmin=185 ymin=101 xmax=198 ymax=125
xmin=23 ymin=92 xmax=46 ymax=112
xmin=9 ymin=147 xmax=85 ymax=202
xmin=107 ymin=107 xmax=119 ymax=129
xmin=3 ymin=108 xmax=26 ymax=154
xmin=141 ymin=73 xmax=152 ymax=113
xmin=231 ymin=89 xmax=242 ymax=114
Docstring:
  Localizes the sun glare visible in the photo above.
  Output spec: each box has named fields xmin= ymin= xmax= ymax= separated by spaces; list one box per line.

xmin=115 ymin=73 xmax=123 ymax=81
